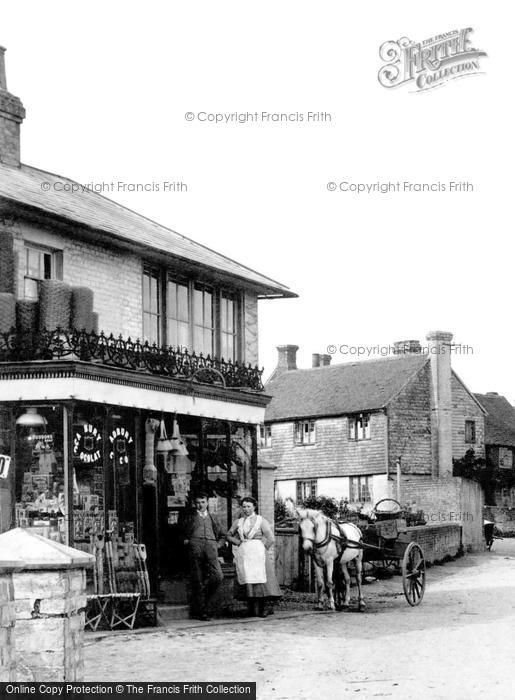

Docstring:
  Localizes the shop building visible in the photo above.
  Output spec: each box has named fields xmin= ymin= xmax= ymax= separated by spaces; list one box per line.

xmin=0 ymin=46 xmax=295 ymax=600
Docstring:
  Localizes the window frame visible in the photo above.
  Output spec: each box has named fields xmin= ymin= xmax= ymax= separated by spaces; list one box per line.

xmin=260 ymin=423 xmax=272 ymax=448
xmin=294 ymin=419 xmax=316 ymax=445
xmin=23 ymin=243 xmax=62 ymax=300
xmin=348 ymin=413 xmax=371 ymax=441
xmin=349 ymin=476 xmax=373 ymax=503
xmin=296 ymin=479 xmax=317 ymax=503
xmin=142 ymin=265 xmax=242 ymax=361
xmin=142 ymin=266 xmax=162 ymax=345
xmin=465 ymin=420 xmax=476 ymax=444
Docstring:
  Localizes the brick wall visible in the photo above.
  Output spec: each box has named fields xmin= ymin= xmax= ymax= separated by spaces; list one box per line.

xmin=12 ymin=221 xmax=142 ymax=338
xmin=397 ymin=524 xmax=462 ymax=564
xmin=268 ymin=412 xmax=387 ymax=481
xmin=390 ymin=474 xmax=484 ymax=551
xmin=387 ymin=362 xmax=432 ymax=475
xmin=0 ymin=569 xmax=15 ymax=682
xmin=451 ymin=374 xmax=485 ymax=460
xmin=7 ymin=220 xmax=260 ymax=358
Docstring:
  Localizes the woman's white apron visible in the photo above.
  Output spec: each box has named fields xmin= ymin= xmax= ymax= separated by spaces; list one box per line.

xmin=234 ymin=515 xmax=267 ymax=584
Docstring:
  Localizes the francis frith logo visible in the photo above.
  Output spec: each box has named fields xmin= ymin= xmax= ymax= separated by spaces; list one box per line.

xmin=378 ymin=28 xmax=487 ymax=91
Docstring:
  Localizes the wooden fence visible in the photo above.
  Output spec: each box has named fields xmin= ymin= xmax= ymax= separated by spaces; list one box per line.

xmin=274 ymin=526 xmax=316 ymax=591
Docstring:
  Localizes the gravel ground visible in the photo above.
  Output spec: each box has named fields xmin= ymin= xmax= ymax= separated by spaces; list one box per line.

xmin=84 ymin=539 xmax=515 ymax=699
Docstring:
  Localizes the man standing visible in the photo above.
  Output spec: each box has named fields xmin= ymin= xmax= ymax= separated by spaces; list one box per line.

xmin=182 ymin=492 xmax=226 ymax=620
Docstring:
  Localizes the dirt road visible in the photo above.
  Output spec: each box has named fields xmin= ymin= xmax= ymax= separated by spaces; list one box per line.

xmin=84 ymin=539 xmax=515 ymax=699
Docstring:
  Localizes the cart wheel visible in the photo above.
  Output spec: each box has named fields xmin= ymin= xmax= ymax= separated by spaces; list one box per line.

xmin=402 ymin=542 xmax=426 ymax=606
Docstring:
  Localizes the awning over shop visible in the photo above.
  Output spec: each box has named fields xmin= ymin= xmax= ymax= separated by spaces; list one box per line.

xmin=0 ymin=362 xmax=268 ymax=424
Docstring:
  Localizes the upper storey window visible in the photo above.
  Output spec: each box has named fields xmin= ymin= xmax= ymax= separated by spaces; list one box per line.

xmin=24 ymin=244 xmax=62 ymax=300
xmin=142 ymin=268 xmax=240 ymax=361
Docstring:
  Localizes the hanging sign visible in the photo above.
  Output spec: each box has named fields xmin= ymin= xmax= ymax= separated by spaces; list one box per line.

xmin=73 ymin=424 xmax=102 ymax=463
xmin=0 ymin=455 xmax=11 ymax=479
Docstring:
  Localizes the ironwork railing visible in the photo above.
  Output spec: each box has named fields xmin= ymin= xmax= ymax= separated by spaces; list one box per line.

xmin=0 ymin=327 xmax=264 ymax=391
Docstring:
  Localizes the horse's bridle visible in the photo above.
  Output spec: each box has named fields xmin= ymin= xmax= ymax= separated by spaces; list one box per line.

xmin=300 ymin=516 xmax=346 ymax=550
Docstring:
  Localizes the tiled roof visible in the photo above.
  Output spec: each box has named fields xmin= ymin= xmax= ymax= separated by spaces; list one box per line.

xmin=0 ymin=162 xmax=296 ymax=298
xmin=265 ymin=354 xmax=430 ymax=421
xmin=474 ymin=393 xmax=515 ymax=447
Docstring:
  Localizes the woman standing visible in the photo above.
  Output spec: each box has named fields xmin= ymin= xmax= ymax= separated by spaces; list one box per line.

xmin=227 ymin=496 xmax=282 ymax=617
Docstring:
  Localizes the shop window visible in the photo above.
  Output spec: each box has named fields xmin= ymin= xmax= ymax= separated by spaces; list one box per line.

xmin=294 ymin=419 xmax=316 ymax=445
xmin=349 ymin=476 xmax=373 ymax=503
xmin=465 ymin=420 xmax=476 ymax=444
xmin=24 ymin=244 xmax=62 ymax=300
xmin=296 ymin=479 xmax=317 ymax=502
xmin=349 ymin=413 xmax=371 ymax=441
xmin=14 ymin=405 xmax=66 ymax=543
xmin=72 ymin=410 xmax=106 ymax=544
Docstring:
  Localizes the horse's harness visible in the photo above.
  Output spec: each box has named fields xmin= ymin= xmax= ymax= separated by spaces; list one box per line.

xmin=301 ymin=515 xmax=362 ymax=563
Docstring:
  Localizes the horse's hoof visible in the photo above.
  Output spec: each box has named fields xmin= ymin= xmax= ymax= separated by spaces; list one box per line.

xmin=358 ymin=604 xmax=366 ymax=612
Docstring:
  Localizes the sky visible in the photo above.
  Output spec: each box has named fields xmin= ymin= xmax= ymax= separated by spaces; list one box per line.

xmin=2 ymin=1 xmax=512 ymax=401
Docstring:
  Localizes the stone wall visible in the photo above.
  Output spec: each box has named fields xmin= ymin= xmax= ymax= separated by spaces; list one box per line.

xmin=243 ymin=290 xmax=259 ymax=366
xmin=268 ymin=412 xmax=387 ymax=481
xmin=12 ymin=569 xmax=86 ymax=681
xmin=0 ymin=569 xmax=16 ymax=682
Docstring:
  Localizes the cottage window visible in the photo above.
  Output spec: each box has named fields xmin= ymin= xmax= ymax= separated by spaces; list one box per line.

xmin=296 ymin=479 xmax=317 ymax=502
xmin=260 ymin=423 xmax=272 ymax=448
xmin=142 ymin=268 xmax=161 ymax=344
xmin=349 ymin=476 xmax=373 ymax=503
xmin=167 ymin=278 xmax=190 ymax=350
xmin=294 ymin=419 xmax=316 ymax=445
xmin=348 ymin=413 xmax=371 ymax=441
xmin=465 ymin=420 xmax=476 ymax=444
xmin=23 ymin=244 xmax=62 ymax=300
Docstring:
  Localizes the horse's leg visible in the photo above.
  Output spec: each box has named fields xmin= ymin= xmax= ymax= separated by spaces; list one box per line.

xmin=314 ymin=563 xmax=325 ymax=610
xmin=326 ymin=558 xmax=335 ymax=611
xmin=340 ymin=562 xmax=351 ymax=608
xmin=355 ymin=551 xmax=366 ymax=611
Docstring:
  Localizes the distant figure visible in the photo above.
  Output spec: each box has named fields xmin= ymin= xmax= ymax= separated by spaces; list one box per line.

xmin=182 ymin=492 xmax=226 ymax=621
xmin=227 ymin=496 xmax=282 ymax=617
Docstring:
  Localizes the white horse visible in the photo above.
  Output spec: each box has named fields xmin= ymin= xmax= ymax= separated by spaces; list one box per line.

xmin=296 ymin=507 xmax=366 ymax=612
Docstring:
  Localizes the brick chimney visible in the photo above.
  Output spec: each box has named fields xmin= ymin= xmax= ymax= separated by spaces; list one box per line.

xmin=0 ymin=47 xmax=26 ymax=167
xmin=267 ymin=345 xmax=299 ymax=383
xmin=393 ymin=340 xmax=421 ymax=354
xmin=320 ymin=354 xmax=332 ymax=366
xmin=277 ymin=345 xmax=298 ymax=371
xmin=426 ymin=330 xmax=453 ymax=478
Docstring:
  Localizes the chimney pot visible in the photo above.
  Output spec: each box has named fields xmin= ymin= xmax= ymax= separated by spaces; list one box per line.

xmin=276 ymin=345 xmax=298 ymax=371
xmin=320 ymin=354 xmax=332 ymax=366
xmin=312 ymin=353 xmax=320 ymax=368
xmin=393 ymin=340 xmax=421 ymax=355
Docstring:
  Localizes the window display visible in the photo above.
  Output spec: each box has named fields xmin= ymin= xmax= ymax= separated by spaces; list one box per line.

xmin=14 ymin=405 xmax=66 ymax=543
